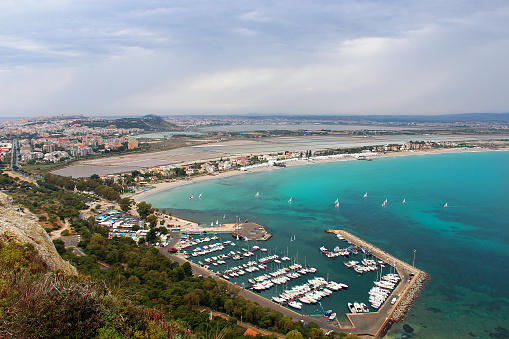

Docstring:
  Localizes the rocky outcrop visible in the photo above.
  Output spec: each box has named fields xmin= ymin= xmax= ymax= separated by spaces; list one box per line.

xmin=0 ymin=192 xmax=77 ymax=275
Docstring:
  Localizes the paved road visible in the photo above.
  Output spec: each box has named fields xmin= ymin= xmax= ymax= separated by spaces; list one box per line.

xmin=61 ymin=235 xmax=86 ymax=256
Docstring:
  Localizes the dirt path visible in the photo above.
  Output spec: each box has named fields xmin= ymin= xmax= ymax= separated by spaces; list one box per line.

xmin=50 ymin=218 xmax=71 ymax=240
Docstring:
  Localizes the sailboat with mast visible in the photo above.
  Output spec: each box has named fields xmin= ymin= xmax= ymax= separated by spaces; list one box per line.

xmin=364 ymin=192 xmax=368 ymax=198
xmin=255 ymin=191 xmax=259 ymax=197
xmin=382 ymin=198 xmax=387 ymax=207
xmin=288 ymin=197 xmax=292 ymax=203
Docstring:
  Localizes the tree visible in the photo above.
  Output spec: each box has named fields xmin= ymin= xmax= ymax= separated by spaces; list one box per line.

xmin=224 ymin=300 xmax=234 ymax=315
xmin=118 ymin=198 xmax=132 ymax=212
xmin=280 ymin=316 xmax=294 ymax=333
xmin=136 ymin=201 xmax=154 ymax=220
xmin=182 ymin=292 xmax=200 ymax=308
xmin=310 ymin=328 xmax=325 ymax=339
xmin=146 ymin=214 xmax=158 ymax=228
xmin=228 ymin=316 xmax=238 ymax=327
xmin=182 ymin=262 xmax=193 ymax=277
xmin=285 ymin=330 xmax=304 ymax=339
xmin=145 ymin=228 xmax=157 ymax=244
xmin=52 ymin=239 xmax=66 ymax=255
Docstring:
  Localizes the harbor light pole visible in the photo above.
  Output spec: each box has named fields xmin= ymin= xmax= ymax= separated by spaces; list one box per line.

xmin=412 ymin=249 xmax=416 ymax=268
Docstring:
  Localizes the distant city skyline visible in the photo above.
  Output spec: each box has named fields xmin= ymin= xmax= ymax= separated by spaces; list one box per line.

xmin=1 ymin=1 xmax=509 ymax=117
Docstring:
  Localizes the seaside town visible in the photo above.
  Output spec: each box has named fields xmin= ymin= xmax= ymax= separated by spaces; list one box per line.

xmin=4 ymin=2 xmax=509 ymax=338
xmin=1 ymin=114 xmax=508 ymax=339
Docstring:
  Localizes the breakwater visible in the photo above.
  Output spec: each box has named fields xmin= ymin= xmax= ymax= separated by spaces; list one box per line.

xmin=380 ymin=271 xmax=429 ymax=336
xmin=326 ymin=229 xmax=429 ymax=338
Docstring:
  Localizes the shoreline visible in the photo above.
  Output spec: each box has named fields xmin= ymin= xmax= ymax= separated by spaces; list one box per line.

xmin=131 ymin=147 xmax=508 ymax=203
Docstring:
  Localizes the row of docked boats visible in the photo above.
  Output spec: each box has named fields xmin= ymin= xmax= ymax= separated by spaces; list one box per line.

xmin=319 ymin=244 xmax=362 ymax=258
xmin=343 ymin=258 xmax=386 ymax=274
xmin=249 ymin=264 xmax=317 ymax=291
xmin=215 ymin=254 xmax=295 ymax=279
xmin=194 ymin=249 xmax=281 ymax=266
xmin=180 ymin=235 xmax=220 ymax=249
xmin=216 ymin=261 xmax=268 ymax=279
xmin=368 ymin=273 xmax=401 ymax=309
xmin=271 ymin=277 xmax=348 ymax=308
xmin=183 ymin=240 xmax=236 ymax=258
xmin=347 ymin=302 xmax=369 ymax=313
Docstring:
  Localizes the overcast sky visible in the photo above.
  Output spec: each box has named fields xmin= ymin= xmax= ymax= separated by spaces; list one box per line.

xmin=1 ymin=0 xmax=509 ymax=117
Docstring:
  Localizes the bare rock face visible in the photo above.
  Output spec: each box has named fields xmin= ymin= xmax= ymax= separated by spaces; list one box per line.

xmin=0 ymin=192 xmax=77 ymax=275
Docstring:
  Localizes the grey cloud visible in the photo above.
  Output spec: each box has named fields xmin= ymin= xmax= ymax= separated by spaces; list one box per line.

xmin=1 ymin=0 xmax=508 ymax=115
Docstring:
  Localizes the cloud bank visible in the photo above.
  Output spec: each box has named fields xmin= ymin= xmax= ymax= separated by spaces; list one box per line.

xmin=1 ymin=0 xmax=508 ymax=116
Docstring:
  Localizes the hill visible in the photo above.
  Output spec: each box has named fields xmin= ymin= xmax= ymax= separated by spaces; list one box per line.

xmin=75 ymin=115 xmax=179 ymax=131
xmin=0 ymin=192 xmax=76 ymax=275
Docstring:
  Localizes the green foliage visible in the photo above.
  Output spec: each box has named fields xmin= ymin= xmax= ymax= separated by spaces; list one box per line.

xmin=228 ymin=316 xmax=238 ymax=327
xmin=136 ymin=201 xmax=154 ymax=220
xmin=0 ymin=241 xmax=193 ymax=339
xmin=0 ymin=241 xmax=47 ymax=273
xmin=53 ymin=239 xmax=66 ymax=255
xmin=147 ymin=214 xmax=158 ymax=228
xmin=119 ymin=197 xmax=132 ymax=212
xmin=286 ymin=329 xmax=304 ymax=339
xmin=145 ymin=228 xmax=158 ymax=244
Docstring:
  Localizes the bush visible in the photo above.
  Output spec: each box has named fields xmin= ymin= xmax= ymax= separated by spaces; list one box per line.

xmin=228 ymin=316 xmax=238 ymax=327
xmin=0 ymin=241 xmax=192 ymax=339
xmin=53 ymin=239 xmax=66 ymax=255
xmin=61 ymin=229 xmax=69 ymax=236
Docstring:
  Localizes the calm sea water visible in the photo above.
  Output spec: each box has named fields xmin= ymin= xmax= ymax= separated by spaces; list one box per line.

xmin=144 ymin=151 xmax=509 ymax=339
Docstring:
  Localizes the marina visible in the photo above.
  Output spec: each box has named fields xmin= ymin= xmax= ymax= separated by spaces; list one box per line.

xmin=325 ymin=230 xmax=429 ymax=337
xmin=167 ymin=226 xmax=428 ymax=338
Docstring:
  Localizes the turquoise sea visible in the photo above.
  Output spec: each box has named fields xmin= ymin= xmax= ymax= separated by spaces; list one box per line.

xmin=144 ymin=151 xmax=509 ymax=339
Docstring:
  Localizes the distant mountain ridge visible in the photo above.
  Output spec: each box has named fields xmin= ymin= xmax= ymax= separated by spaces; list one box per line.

xmin=241 ymin=112 xmax=509 ymax=123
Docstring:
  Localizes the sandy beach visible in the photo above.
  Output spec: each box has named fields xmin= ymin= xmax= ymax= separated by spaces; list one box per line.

xmin=131 ymin=146 xmax=508 ymax=203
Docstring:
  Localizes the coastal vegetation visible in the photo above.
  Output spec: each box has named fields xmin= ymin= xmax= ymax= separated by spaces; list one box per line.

xmin=0 ymin=173 xmax=360 ymax=339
